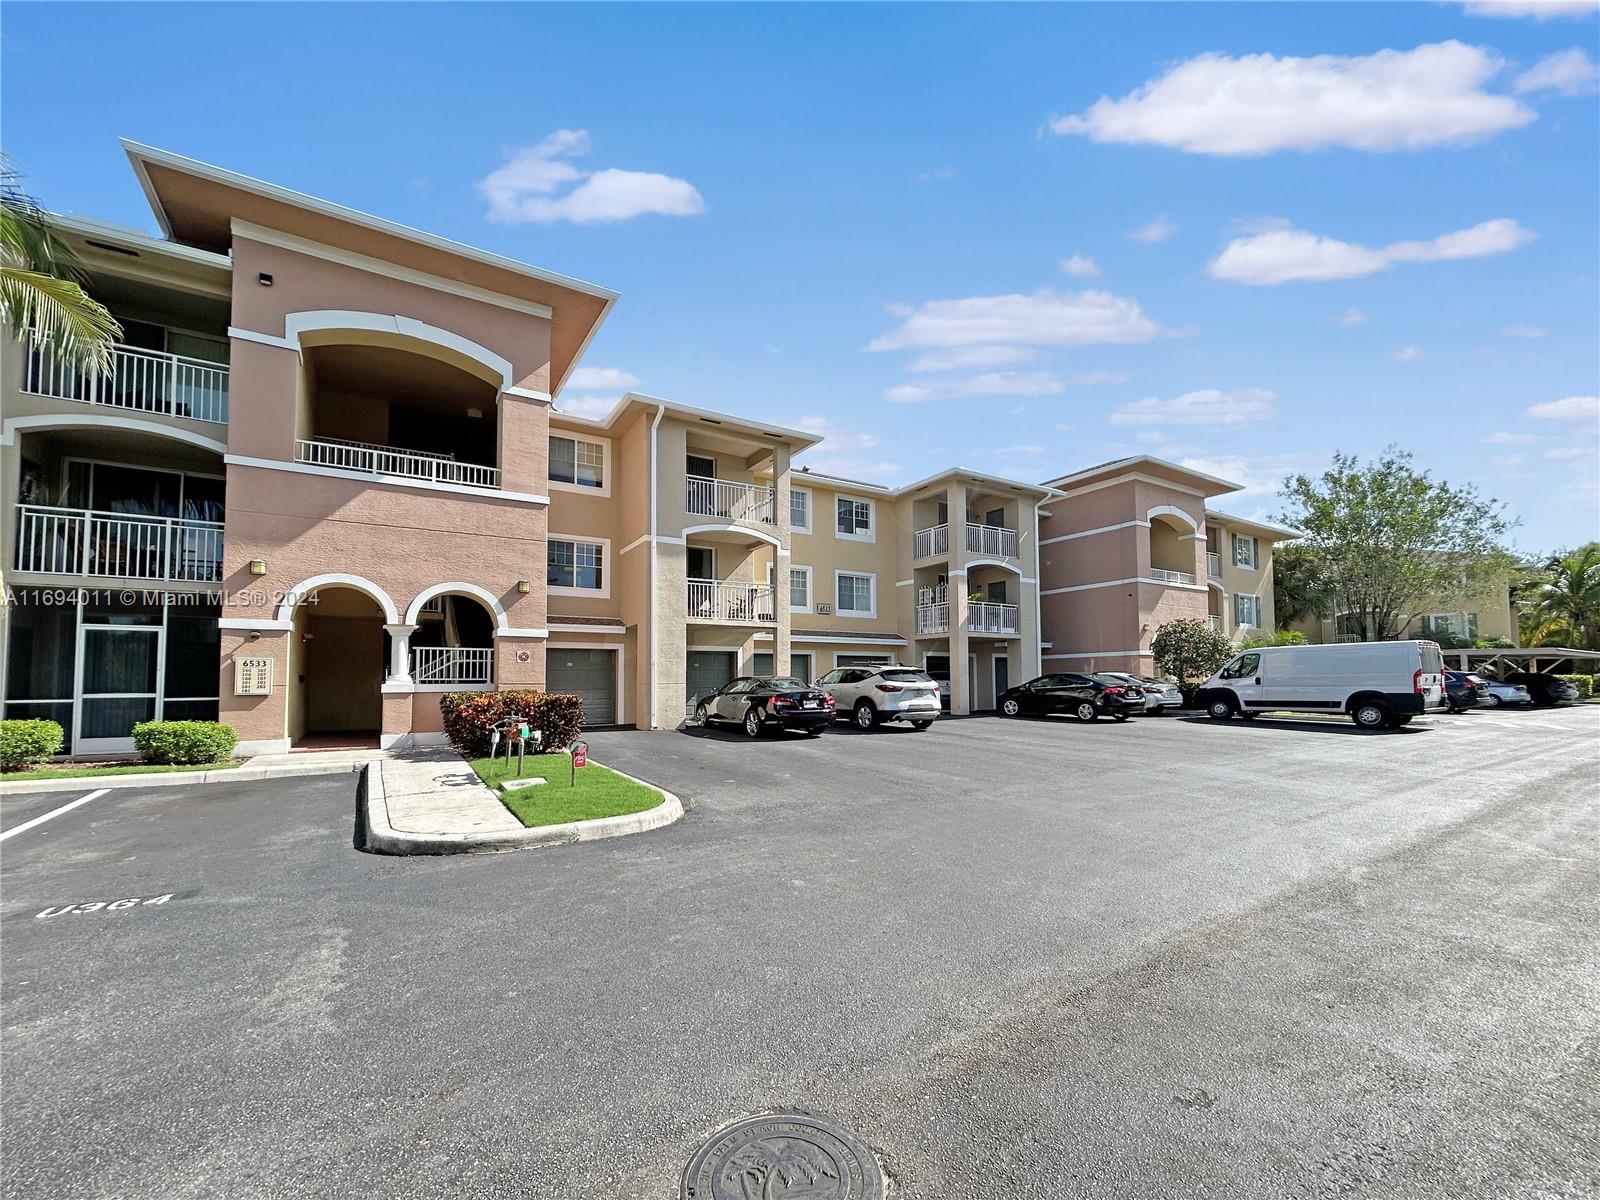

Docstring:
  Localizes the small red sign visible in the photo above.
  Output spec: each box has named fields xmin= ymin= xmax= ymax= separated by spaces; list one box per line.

xmin=573 ymin=747 xmax=587 ymax=768
xmin=515 ymin=648 xmax=531 ymax=664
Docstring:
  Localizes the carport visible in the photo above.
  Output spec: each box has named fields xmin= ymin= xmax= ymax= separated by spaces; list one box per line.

xmin=1447 ymin=646 xmax=1600 ymax=673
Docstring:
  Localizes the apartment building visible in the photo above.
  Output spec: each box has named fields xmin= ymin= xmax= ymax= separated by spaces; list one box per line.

xmin=1290 ymin=582 xmax=1518 ymax=646
xmin=1035 ymin=456 xmax=1298 ymax=674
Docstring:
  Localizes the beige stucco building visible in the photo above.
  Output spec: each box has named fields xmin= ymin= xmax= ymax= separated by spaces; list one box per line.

xmin=1290 ymin=583 xmax=1518 ymax=646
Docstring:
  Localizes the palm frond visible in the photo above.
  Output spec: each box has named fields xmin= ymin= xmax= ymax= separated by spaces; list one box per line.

xmin=0 ymin=267 xmax=120 ymax=375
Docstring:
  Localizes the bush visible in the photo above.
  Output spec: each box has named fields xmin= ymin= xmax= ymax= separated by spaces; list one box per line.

xmin=1152 ymin=618 xmax=1235 ymax=686
xmin=1 ymin=719 xmax=65 ymax=770
xmin=132 ymin=721 xmax=238 ymax=765
xmin=1556 ymin=674 xmax=1594 ymax=699
xmin=1238 ymin=630 xmax=1307 ymax=649
xmin=439 ymin=690 xmax=584 ymax=757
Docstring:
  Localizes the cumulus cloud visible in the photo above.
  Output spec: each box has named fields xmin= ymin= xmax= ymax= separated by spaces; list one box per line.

xmin=793 ymin=417 xmax=881 ymax=453
xmin=1128 ymin=216 xmax=1177 ymax=244
xmin=479 ymin=130 xmax=706 ymax=224
xmin=867 ymin=289 xmax=1160 ymax=351
xmin=566 ymin=366 xmax=639 ymax=390
xmin=1528 ymin=394 xmax=1600 ymax=422
xmin=1337 ymin=307 xmax=1368 ymax=326
xmin=906 ymin=345 xmax=1036 ymax=372
xmin=1109 ymin=387 xmax=1279 ymax=426
xmin=1515 ymin=47 xmax=1600 ymax=95
xmin=1462 ymin=1 xmax=1599 ymax=19
xmin=555 ymin=394 xmax=621 ymax=420
xmin=1391 ymin=345 xmax=1426 ymax=362
xmin=1208 ymin=217 xmax=1535 ymax=284
xmin=1059 ymin=254 xmax=1101 ymax=278
xmin=1048 ymin=42 xmax=1535 ymax=156
xmin=1175 ymin=455 xmax=1294 ymax=496
xmin=886 ymin=371 xmax=1069 ymax=405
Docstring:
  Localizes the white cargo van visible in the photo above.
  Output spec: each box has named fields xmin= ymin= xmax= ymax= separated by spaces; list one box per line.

xmin=1195 ymin=640 xmax=1447 ymax=730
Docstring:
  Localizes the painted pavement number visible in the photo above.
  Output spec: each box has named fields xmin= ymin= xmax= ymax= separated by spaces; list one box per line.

xmin=36 ymin=893 xmax=179 ymax=919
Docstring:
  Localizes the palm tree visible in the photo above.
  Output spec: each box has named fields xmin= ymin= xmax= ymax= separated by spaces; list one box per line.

xmin=1520 ymin=543 xmax=1600 ymax=650
xmin=1 ymin=159 xmax=121 ymax=374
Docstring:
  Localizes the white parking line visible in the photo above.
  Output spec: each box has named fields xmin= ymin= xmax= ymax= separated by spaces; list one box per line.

xmin=0 ymin=790 xmax=111 ymax=843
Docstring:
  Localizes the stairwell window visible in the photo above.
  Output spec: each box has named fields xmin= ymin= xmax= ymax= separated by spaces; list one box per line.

xmin=836 ymin=571 xmax=876 ymax=618
xmin=549 ymin=537 xmax=607 ymax=596
xmin=1232 ymin=533 xmax=1258 ymax=570
xmin=790 ymin=566 xmax=812 ymax=612
xmin=836 ymin=496 xmax=874 ymax=542
xmin=550 ymin=435 xmax=606 ymax=492
xmin=1235 ymin=593 xmax=1260 ymax=628
xmin=790 ymin=487 xmax=811 ymax=533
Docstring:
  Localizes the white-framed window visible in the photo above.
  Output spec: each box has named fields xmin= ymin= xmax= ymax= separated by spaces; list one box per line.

xmin=835 ymin=570 xmax=876 ymax=618
xmin=789 ymin=565 xmax=812 ymax=612
xmin=790 ymin=486 xmax=811 ymax=533
xmin=548 ymin=536 xmax=609 ymax=596
xmin=549 ymin=434 xmax=607 ymax=494
xmin=835 ymin=496 xmax=874 ymax=542
xmin=1421 ymin=612 xmax=1478 ymax=640
xmin=1232 ymin=533 xmax=1258 ymax=570
xmin=1235 ymin=592 xmax=1260 ymax=628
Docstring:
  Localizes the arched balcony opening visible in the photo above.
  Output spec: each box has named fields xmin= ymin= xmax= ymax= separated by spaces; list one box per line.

xmin=1149 ymin=515 xmax=1197 ymax=583
xmin=409 ymin=592 xmax=499 ymax=687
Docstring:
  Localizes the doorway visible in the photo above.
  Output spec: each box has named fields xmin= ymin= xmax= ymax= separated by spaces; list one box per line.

xmin=296 ymin=588 xmax=385 ymax=743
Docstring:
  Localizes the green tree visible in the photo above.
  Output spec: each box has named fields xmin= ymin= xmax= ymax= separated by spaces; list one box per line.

xmin=1238 ymin=630 xmax=1307 ymax=650
xmin=1271 ymin=541 xmax=1333 ymax=627
xmin=1519 ymin=543 xmax=1600 ymax=650
xmin=1 ymin=160 xmax=121 ymax=374
xmin=1151 ymin=617 xmax=1235 ymax=685
xmin=1277 ymin=447 xmax=1514 ymax=643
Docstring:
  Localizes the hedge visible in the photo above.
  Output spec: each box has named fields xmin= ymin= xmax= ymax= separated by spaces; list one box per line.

xmin=1 ymin=719 xmax=65 ymax=770
xmin=1555 ymin=674 xmax=1594 ymax=699
xmin=439 ymin=690 xmax=585 ymax=757
xmin=131 ymin=720 xmax=239 ymax=765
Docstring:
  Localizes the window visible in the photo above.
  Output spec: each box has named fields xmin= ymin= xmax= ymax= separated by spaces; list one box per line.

xmin=548 ymin=538 xmax=604 ymax=592
xmin=835 ymin=496 xmax=874 ymax=541
xmin=686 ymin=453 xmax=717 ymax=479
xmin=836 ymin=654 xmax=892 ymax=669
xmin=1232 ymin=533 xmax=1258 ymax=570
xmin=790 ymin=487 xmax=811 ymax=533
xmin=1223 ymin=652 xmax=1261 ymax=680
xmin=836 ymin=571 xmax=875 ymax=617
xmin=789 ymin=566 xmax=812 ymax=612
xmin=550 ymin=436 xmax=605 ymax=490
xmin=1235 ymin=593 xmax=1260 ymax=628
xmin=686 ymin=546 xmax=716 ymax=581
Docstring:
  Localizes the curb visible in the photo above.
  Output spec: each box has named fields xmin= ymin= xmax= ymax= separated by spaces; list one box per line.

xmin=0 ymin=761 xmax=359 ymax=795
xmin=360 ymin=760 xmax=684 ymax=856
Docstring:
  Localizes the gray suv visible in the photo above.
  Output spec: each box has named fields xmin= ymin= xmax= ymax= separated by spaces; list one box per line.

xmin=817 ymin=665 xmax=941 ymax=730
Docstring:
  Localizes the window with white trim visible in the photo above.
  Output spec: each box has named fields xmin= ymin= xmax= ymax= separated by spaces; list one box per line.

xmin=836 ymin=496 xmax=873 ymax=540
xmin=1232 ymin=533 xmax=1258 ymax=570
xmin=836 ymin=571 xmax=875 ymax=617
xmin=550 ymin=436 xmax=605 ymax=489
xmin=789 ymin=565 xmax=812 ymax=612
xmin=548 ymin=539 xmax=604 ymax=590
xmin=790 ymin=487 xmax=811 ymax=533
xmin=1234 ymin=593 xmax=1260 ymax=628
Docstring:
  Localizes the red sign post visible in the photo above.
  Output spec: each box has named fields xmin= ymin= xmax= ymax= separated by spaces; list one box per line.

xmin=570 ymin=739 xmax=588 ymax=787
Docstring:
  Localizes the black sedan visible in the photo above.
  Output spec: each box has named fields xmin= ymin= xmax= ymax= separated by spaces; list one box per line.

xmin=1444 ymin=670 xmax=1487 ymax=713
xmin=997 ymin=673 xmax=1144 ymax=723
xmin=694 ymin=676 xmax=835 ymax=737
xmin=1500 ymin=671 xmax=1581 ymax=707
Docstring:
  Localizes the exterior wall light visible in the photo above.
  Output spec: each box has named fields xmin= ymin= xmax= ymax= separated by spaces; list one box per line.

xmin=257 ymin=272 xmax=273 ymax=286
xmin=516 ymin=580 xmax=531 ymax=594
xmin=248 ymin=559 xmax=268 ymax=576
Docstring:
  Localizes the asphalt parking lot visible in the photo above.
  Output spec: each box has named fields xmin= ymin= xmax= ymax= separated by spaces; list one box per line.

xmin=3 ymin=705 xmax=1597 ymax=1199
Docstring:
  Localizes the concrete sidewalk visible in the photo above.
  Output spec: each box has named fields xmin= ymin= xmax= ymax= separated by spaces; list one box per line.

xmin=0 ymin=748 xmax=383 ymax=795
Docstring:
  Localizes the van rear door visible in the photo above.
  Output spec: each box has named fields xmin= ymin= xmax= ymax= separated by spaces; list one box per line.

xmin=1418 ymin=641 xmax=1447 ymax=710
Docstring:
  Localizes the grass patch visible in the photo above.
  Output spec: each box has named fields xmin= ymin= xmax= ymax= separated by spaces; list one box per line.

xmin=1 ymin=759 xmax=243 ymax=782
xmin=468 ymin=753 xmax=664 ymax=829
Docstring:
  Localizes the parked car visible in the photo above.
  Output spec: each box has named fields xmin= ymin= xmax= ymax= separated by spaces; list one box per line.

xmin=1102 ymin=672 xmax=1183 ymax=714
xmin=1195 ymin=640 xmax=1447 ymax=731
xmin=1443 ymin=670 xmax=1487 ymax=713
xmin=997 ymin=673 xmax=1144 ymax=722
xmin=1499 ymin=671 xmax=1581 ymax=707
xmin=817 ymin=664 xmax=941 ymax=730
xmin=694 ymin=676 xmax=835 ymax=737
xmin=1479 ymin=678 xmax=1535 ymax=708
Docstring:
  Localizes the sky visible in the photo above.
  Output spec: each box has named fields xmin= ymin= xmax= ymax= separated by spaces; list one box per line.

xmin=3 ymin=1 xmax=1597 ymax=552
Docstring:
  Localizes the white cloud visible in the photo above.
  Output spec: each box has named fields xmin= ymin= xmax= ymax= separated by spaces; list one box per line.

xmin=1064 ymin=370 xmax=1133 ymax=386
xmin=1109 ymin=387 xmax=1278 ymax=426
xmin=1059 ymin=254 xmax=1101 ymax=278
xmin=479 ymin=130 xmax=706 ymax=224
xmin=1176 ymin=455 xmax=1286 ymax=496
xmin=886 ymin=371 xmax=1069 ymax=405
xmin=916 ymin=165 xmax=957 ymax=183
xmin=1391 ymin=344 xmax=1426 ymax=362
xmin=1048 ymin=42 xmax=1535 ymax=156
xmin=1544 ymin=445 xmax=1595 ymax=460
xmin=1482 ymin=431 xmax=1540 ymax=443
xmin=867 ymin=289 xmax=1160 ymax=351
xmin=566 ymin=366 xmax=639 ymax=390
xmin=1503 ymin=325 xmax=1550 ymax=337
xmin=1128 ymin=216 xmax=1177 ymax=244
xmin=1208 ymin=217 xmax=1535 ymax=285
xmin=1528 ymin=394 xmax=1600 ymax=422
xmin=1337 ymin=307 xmax=1368 ymax=326
xmin=797 ymin=457 xmax=903 ymax=482
xmin=906 ymin=345 xmax=1036 ymax=372
xmin=555 ymin=394 xmax=620 ymax=420
xmin=1462 ymin=1 xmax=1599 ymax=20
xmin=1515 ymin=47 xmax=1600 ymax=95
xmin=792 ymin=417 xmax=881 ymax=453
xmin=989 ymin=444 xmax=1047 ymax=457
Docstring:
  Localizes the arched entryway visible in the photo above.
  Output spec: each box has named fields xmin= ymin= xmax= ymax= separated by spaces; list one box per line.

xmin=286 ymin=581 xmax=396 ymax=748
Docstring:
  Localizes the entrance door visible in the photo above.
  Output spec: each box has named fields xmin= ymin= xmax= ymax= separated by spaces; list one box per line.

xmin=994 ymin=655 xmax=1010 ymax=703
xmin=686 ymin=650 xmax=737 ymax=712
xmin=547 ymin=648 xmax=618 ymax=726
xmin=77 ymin=626 xmax=159 ymax=754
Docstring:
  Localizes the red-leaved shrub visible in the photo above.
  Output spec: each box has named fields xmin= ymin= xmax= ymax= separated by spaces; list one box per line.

xmin=438 ymin=690 xmax=584 ymax=757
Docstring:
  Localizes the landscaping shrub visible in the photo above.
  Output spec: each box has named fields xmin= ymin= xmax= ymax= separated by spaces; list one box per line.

xmin=1 ymin=719 xmax=65 ymax=770
xmin=132 ymin=720 xmax=238 ymax=765
xmin=439 ymin=690 xmax=584 ymax=757
xmin=1556 ymin=674 xmax=1594 ymax=699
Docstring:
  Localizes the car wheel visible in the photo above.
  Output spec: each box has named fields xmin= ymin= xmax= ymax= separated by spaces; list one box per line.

xmin=854 ymin=700 xmax=879 ymax=730
xmin=1351 ymin=701 xmax=1389 ymax=730
xmin=911 ymin=720 xmax=933 ymax=731
xmin=1074 ymin=701 xmax=1097 ymax=722
xmin=1207 ymin=699 xmax=1234 ymax=721
xmin=1112 ymin=711 xmax=1129 ymax=722
xmin=1000 ymin=698 xmax=1022 ymax=718
xmin=694 ymin=702 xmax=710 ymax=725
xmin=1482 ymin=694 xmax=1501 ymax=707
xmin=743 ymin=708 xmax=764 ymax=738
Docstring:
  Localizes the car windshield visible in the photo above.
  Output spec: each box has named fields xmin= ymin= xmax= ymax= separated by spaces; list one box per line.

xmin=766 ymin=677 xmax=807 ymax=690
xmin=880 ymin=670 xmax=932 ymax=682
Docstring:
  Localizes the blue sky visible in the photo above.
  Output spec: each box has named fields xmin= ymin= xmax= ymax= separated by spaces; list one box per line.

xmin=4 ymin=1 xmax=1597 ymax=551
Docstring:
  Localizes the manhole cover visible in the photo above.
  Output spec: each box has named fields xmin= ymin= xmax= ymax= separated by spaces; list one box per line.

xmin=682 ymin=1110 xmax=885 ymax=1200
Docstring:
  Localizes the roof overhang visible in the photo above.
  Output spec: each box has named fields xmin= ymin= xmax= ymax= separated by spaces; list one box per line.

xmin=551 ymin=392 xmax=824 ymax=454
xmin=1203 ymin=507 xmax=1302 ymax=540
xmin=1043 ymin=454 xmax=1242 ymax=497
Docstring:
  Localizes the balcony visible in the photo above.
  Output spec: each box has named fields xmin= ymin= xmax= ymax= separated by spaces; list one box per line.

xmin=1207 ymin=552 xmax=1221 ymax=579
xmin=1207 ymin=614 xmax=1224 ymax=633
xmin=1150 ymin=567 xmax=1197 ymax=585
xmin=686 ymin=579 xmax=775 ymax=623
xmin=967 ymin=601 xmax=1020 ymax=635
xmin=412 ymin=646 xmax=493 ymax=686
xmin=966 ymin=523 xmax=1018 ymax=559
xmin=685 ymin=476 xmax=774 ymax=524
xmin=23 ymin=339 xmax=229 ymax=424
xmin=14 ymin=504 xmax=224 ymax=582
xmin=913 ymin=523 xmax=949 ymax=559
xmin=295 ymin=438 xmax=500 ymax=490
xmin=916 ymin=600 xmax=950 ymax=634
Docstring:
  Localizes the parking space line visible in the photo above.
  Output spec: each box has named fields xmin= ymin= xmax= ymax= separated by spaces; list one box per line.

xmin=0 ymin=789 xmax=111 ymax=843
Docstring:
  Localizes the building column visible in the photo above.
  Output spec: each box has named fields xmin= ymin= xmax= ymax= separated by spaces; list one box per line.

xmin=947 ymin=483 xmax=971 ymax=715
xmin=772 ymin=442 xmax=792 ymax=676
xmin=385 ymin=623 xmax=417 ymax=683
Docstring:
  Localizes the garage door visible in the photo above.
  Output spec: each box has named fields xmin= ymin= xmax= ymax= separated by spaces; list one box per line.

xmin=547 ymin=649 xmax=617 ymax=727
xmin=686 ymin=650 xmax=737 ymax=712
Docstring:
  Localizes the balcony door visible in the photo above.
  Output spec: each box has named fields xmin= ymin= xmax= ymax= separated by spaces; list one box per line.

xmin=76 ymin=625 xmax=160 ymax=755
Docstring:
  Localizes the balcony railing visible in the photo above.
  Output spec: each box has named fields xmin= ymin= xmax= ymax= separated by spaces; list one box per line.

xmin=913 ymin=523 xmax=949 ymax=559
xmin=23 ymin=339 xmax=229 ymax=424
xmin=14 ymin=504 xmax=224 ymax=582
xmin=684 ymin=476 xmax=775 ymax=524
xmin=686 ymin=579 xmax=775 ymax=622
xmin=1150 ymin=567 xmax=1197 ymax=585
xmin=966 ymin=523 xmax=1018 ymax=559
xmin=412 ymin=646 xmax=493 ymax=685
xmin=916 ymin=601 xmax=950 ymax=634
xmin=1207 ymin=552 xmax=1221 ymax=579
xmin=966 ymin=601 xmax=1020 ymax=635
xmin=1207 ymin=614 xmax=1224 ymax=633
xmin=295 ymin=438 xmax=500 ymax=490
